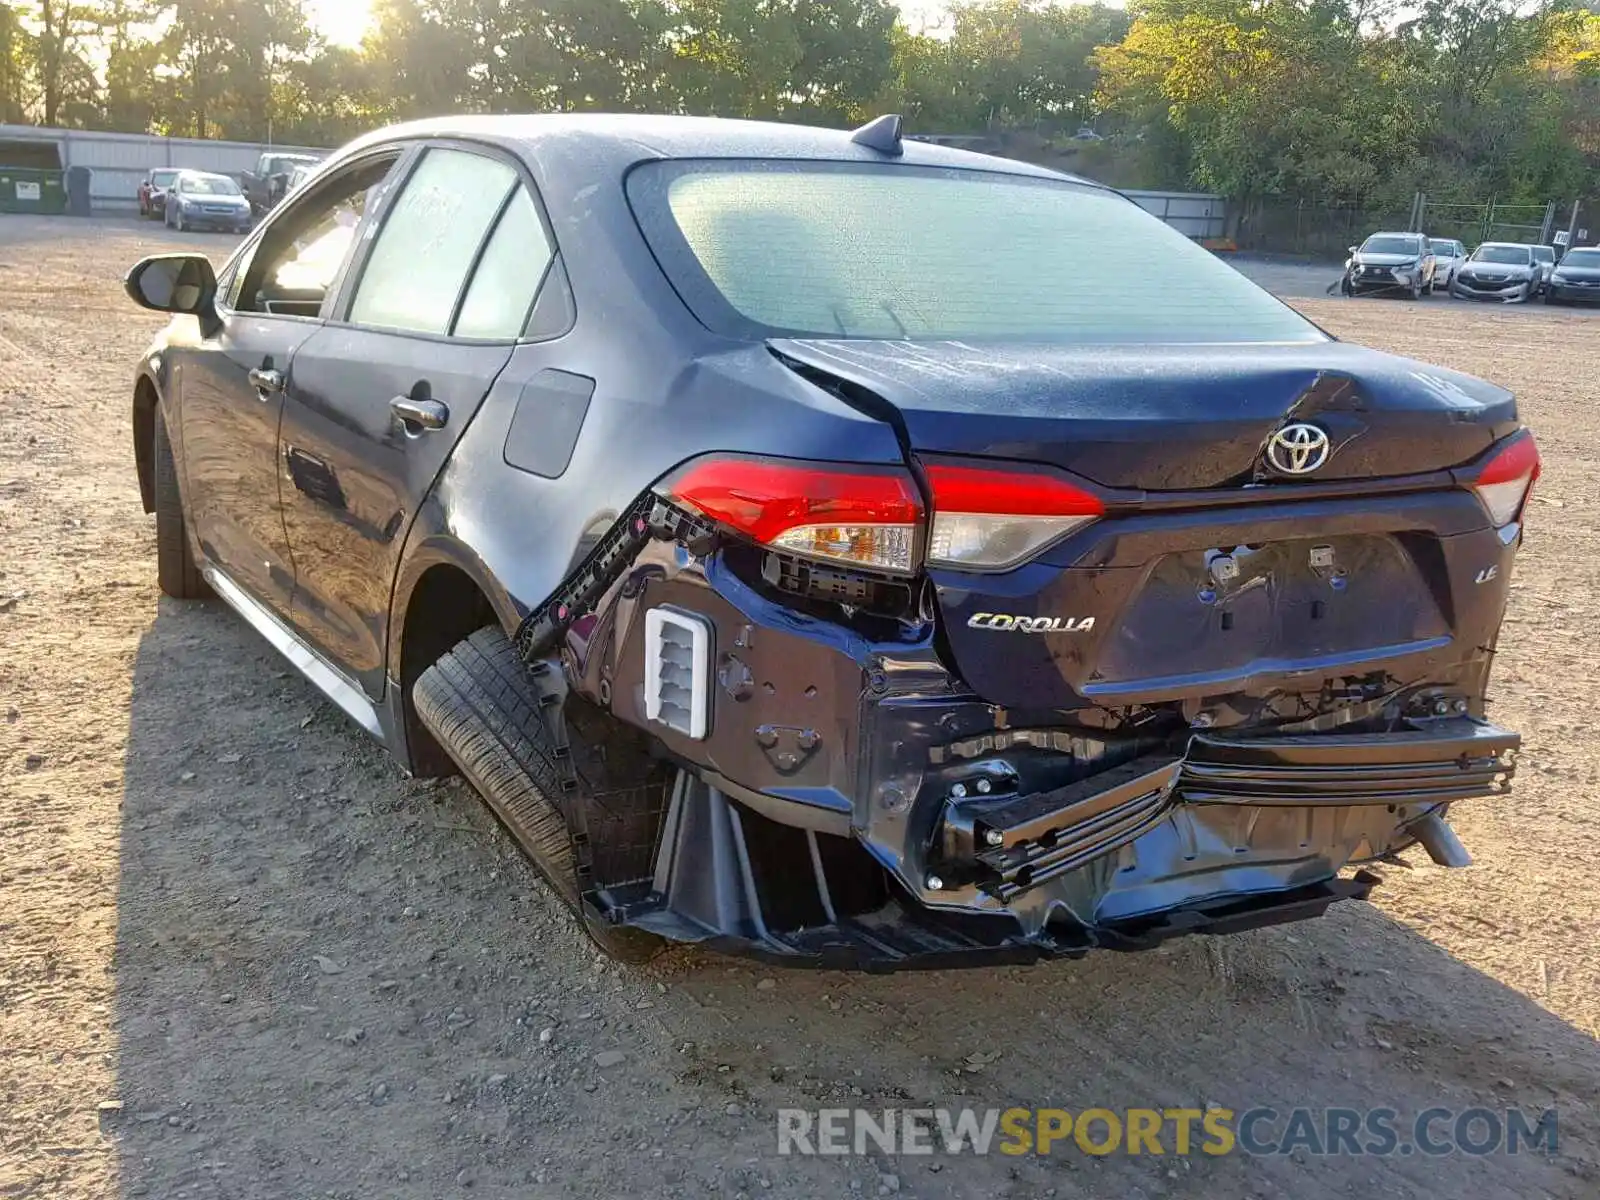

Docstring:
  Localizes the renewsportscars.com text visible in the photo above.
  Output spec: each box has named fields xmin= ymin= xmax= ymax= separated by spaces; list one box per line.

xmin=776 ymin=1106 xmax=1558 ymax=1158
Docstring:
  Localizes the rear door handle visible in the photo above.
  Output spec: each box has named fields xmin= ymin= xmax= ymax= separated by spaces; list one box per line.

xmin=391 ymin=396 xmax=449 ymax=432
xmin=248 ymin=367 xmax=285 ymax=396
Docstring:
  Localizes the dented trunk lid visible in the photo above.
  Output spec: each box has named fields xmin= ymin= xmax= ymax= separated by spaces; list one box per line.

xmin=770 ymin=338 xmax=1522 ymax=710
xmin=769 ymin=339 xmax=1518 ymax=489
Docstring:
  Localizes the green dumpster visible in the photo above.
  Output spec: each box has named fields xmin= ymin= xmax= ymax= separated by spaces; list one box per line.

xmin=0 ymin=168 xmax=68 ymax=214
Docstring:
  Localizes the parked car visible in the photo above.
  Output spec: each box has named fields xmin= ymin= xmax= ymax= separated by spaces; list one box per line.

xmin=283 ymin=161 xmax=316 ymax=198
xmin=138 ymin=168 xmax=181 ymax=220
xmin=241 ymin=151 xmax=324 ymax=215
xmin=1543 ymin=245 xmax=1600 ymax=305
xmin=1451 ymin=243 xmax=1541 ymax=302
xmin=1346 ymin=231 xmax=1436 ymax=297
xmin=164 ymin=171 xmax=253 ymax=233
xmin=1425 ymin=237 xmax=1466 ymax=289
xmin=122 ymin=114 xmax=1534 ymax=969
xmin=1529 ymin=244 xmax=1556 ymax=293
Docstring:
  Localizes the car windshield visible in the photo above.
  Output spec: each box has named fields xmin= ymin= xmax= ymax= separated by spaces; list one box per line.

xmin=628 ymin=160 xmax=1320 ymax=344
xmin=1432 ymin=242 xmax=1459 ymax=256
xmin=1532 ymin=247 xmax=1554 ymax=262
xmin=151 ymin=170 xmax=178 ymax=187
xmin=182 ymin=176 xmax=241 ymax=196
xmin=1360 ymin=236 xmax=1422 ymax=255
xmin=1471 ymin=246 xmax=1531 ymax=265
xmin=1560 ymin=249 xmax=1600 ymax=269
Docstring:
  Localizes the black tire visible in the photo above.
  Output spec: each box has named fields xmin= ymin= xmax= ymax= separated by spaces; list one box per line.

xmin=412 ymin=627 xmax=665 ymax=964
xmin=152 ymin=408 xmax=210 ymax=600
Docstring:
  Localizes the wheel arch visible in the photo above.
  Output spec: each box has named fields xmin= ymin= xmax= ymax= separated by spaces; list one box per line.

xmin=389 ymin=533 xmax=522 ymax=775
xmin=132 ymin=372 xmax=160 ymax=514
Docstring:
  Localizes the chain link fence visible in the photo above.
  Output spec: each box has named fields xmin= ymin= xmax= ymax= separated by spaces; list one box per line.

xmin=1233 ymin=198 xmax=1413 ymax=259
xmin=1230 ymin=195 xmax=1579 ymax=259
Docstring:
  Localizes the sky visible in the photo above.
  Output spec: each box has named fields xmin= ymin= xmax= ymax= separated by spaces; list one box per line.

xmin=300 ymin=0 xmax=1108 ymax=48
xmin=306 ymin=0 xmax=373 ymax=48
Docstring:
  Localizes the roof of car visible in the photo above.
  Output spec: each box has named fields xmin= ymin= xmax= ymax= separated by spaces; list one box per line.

xmin=1478 ymin=242 xmax=1530 ymax=250
xmin=337 ymin=113 xmax=1096 ymax=188
xmin=1366 ymin=231 xmax=1423 ymax=239
xmin=176 ymin=170 xmax=234 ymax=182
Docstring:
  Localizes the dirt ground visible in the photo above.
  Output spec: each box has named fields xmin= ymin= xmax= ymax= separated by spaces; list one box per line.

xmin=2 ymin=215 xmax=1598 ymax=1200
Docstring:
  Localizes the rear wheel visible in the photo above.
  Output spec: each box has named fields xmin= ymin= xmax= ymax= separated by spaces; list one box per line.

xmin=412 ymin=627 xmax=666 ymax=964
xmin=152 ymin=408 xmax=210 ymax=600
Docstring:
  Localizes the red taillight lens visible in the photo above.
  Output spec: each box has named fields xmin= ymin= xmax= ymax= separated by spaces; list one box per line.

xmin=1472 ymin=434 xmax=1540 ymax=527
xmin=665 ymin=457 xmax=923 ymax=574
xmin=925 ymin=463 xmax=1105 ymax=571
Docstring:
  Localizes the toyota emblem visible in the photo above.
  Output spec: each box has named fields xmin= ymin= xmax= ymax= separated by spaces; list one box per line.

xmin=1266 ymin=423 xmax=1331 ymax=475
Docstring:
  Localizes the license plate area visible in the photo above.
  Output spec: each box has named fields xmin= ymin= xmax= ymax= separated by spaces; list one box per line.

xmin=1092 ymin=534 xmax=1449 ymax=686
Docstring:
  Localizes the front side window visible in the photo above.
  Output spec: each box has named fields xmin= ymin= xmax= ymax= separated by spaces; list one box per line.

xmin=234 ymin=155 xmax=400 ymax=317
xmin=628 ymin=160 xmax=1320 ymax=344
xmin=347 ymin=148 xmax=519 ymax=336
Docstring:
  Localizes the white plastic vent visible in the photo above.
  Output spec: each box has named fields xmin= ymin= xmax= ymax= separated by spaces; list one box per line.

xmin=644 ymin=607 xmax=711 ymax=740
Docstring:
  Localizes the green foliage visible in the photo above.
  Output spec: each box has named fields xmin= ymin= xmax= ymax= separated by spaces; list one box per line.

xmin=0 ymin=0 xmax=1592 ymax=207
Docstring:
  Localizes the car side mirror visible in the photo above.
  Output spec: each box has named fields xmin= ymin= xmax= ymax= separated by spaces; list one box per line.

xmin=125 ymin=254 xmax=217 ymax=317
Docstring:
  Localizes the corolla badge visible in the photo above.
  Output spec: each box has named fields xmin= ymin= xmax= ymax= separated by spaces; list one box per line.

xmin=968 ymin=613 xmax=1096 ymax=633
xmin=1266 ymin=423 xmax=1331 ymax=475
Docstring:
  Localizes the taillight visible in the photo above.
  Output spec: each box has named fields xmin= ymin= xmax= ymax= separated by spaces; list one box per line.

xmin=925 ymin=463 xmax=1105 ymax=571
xmin=1472 ymin=433 xmax=1540 ymax=527
xmin=664 ymin=457 xmax=923 ymax=574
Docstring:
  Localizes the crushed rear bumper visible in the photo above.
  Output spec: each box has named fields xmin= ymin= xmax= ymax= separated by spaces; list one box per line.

xmin=587 ymin=713 xmax=1517 ymax=971
xmin=542 ymin=501 xmax=1521 ymax=971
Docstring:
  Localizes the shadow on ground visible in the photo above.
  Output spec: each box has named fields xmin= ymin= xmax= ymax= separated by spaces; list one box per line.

xmin=107 ymin=602 xmax=1598 ymax=1199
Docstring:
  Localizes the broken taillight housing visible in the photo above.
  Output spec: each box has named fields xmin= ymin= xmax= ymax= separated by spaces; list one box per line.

xmin=664 ymin=456 xmax=1108 ymax=576
xmin=1472 ymin=433 xmax=1540 ymax=527
xmin=664 ymin=457 xmax=923 ymax=574
xmin=925 ymin=463 xmax=1105 ymax=571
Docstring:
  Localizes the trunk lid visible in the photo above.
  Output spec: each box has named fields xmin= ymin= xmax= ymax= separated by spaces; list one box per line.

xmin=770 ymin=338 xmax=1522 ymax=711
xmin=769 ymin=339 xmax=1516 ymax=490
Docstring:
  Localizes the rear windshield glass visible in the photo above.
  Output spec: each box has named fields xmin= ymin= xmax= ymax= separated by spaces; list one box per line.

xmin=1361 ymin=236 xmax=1422 ymax=255
xmin=1472 ymin=246 xmax=1530 ymax=265
xmin=628 ymin=160 xmax=1320 ymax=344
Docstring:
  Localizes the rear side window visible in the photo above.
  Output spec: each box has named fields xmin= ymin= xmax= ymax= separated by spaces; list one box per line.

xmin=454 ymin=187 xmax=554 ymax=339
xmin=628 ymin=160 xmax=1320 ymax=344
xmin=349 ymin=148 xmax=518 ymax=336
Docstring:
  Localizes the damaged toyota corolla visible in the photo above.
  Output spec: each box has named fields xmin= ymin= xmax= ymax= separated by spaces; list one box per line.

xmin=124 ymin=114 xmax=1535 ymax=970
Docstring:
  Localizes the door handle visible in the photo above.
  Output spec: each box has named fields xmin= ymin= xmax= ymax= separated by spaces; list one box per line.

xmin=248 ymin=367 xmax=285 ymax=395
xmin=391 ymin=396 xmax=449 ymax=433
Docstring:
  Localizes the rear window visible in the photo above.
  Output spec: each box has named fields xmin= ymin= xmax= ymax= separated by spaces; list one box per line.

xmin=628 ymin=160 xmax=1320 ymax=344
